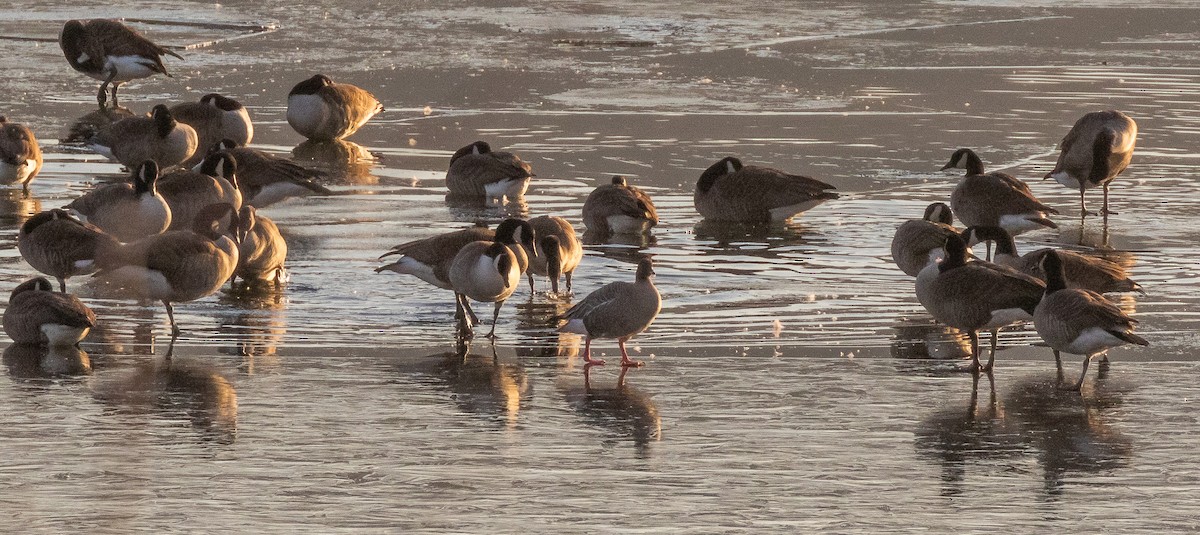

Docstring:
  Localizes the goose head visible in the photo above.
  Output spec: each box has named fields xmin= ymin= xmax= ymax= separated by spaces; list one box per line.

xmin=290 ymin=74 xmax=334 ymax=96
xmin=449 ymin=140 xmax=492 ymax=167
xmin=150 ymin=105 xmax=176 ymax=138
xmin=495 ymin=218 xmax=537 ymax=258
xmin=133 ymin=160 xmax=160 ymax=195
xmin=922 ymin=202 xmax=953 ymax=225
xmin=698 ymin=156 xmax=742 ymax=194
xmin=194 ymin=203 xmax=239 ymax=243
xmin=940 ymin=148 xmax=983 ymax=175
xmin=11 ymin=277 xmax=55 ymax=299
xmin=485 ymin=242 xmax=515 ymax=288
xmin=199 ymin=151 xmax=239 ymax=189
xmin=636 ymin=258 xmax=655 ymax=282
xmin=200 ymin=93 xmax=244 ymax=112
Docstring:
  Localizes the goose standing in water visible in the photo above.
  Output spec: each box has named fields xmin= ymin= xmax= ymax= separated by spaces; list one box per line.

xmin=3 ymin=278 xmax=96 ymax=347
xmin=86 ymin=104 xmax=198 ymax=169
xmin=891 ymin=202 xmax=959 ymax=277
xmin=59 ymin=19 xmax=182 ymax=109
xmin=941 ymin=148 xmax=1057 ymax=259
xmin=915 ymin=234 xmax=1044 ymax=373
xmin=232 ymin=206 xmax=288 ymax=288
xmin=66 ymin=160 xmax=171 ymax=242
xmin=1033 ymin=250 xmax=1148 ymax=390
xmin=169 ymin=94 xmax=254 ymax=166
xmin=582 ymin=176 xmax=658 ymax=236
xmin=445 ymin=140 xmax=534 ymax=203
xmin=528 ymin=216 xmax=582 ymax=294
xmin=559 ymin=258 xmax=661 ymax=367
xmin=448 ymin=241 xmax=520 ymax=338
xmin=694 ymin=156 xmax=837 ymax=223
xmin=0 ymin=117 xmax=42 ymax=191
xmin=1045 ymin=110 xmax=1137 ymax=217
xmin=962 ymin=226 xmax=1142 ymax=294
xmin=18 ymin=209 xmax=120 ymax=292
xmin=286 ymin=74 xmax=383 ymax=141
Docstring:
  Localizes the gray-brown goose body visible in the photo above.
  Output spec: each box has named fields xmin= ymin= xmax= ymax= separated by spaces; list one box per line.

xmin=94 ymin=203 xmax=240 ymax=334
xmin=695 ymin=156 xmax=837 ymax=222
xmin=445 ymin=140 xmax=533 ymax=202
xmin=170 ymin=94 xmax=253 ymax=167
xmin=559 ymin=258 xmax=661 ymax=367
xmin=18 ymin=209 xmax=120 ymax=292
xmin=232 ymin=205 xmax=288 ymax=287
xmin=448 ymin=241 xmax=520 ymax=338
xmin=199 ymin=140 xmax=332 ymax=207
xmin=528 ymin=215 xmax=583 ymax=294
xmin=891 ymin=202 xmax=959 ymax=277
xmin=86 ymin=104 xmax=198 ymax=169
xmin=376 ymin=223 xmax=496 ymax=290
xmin=3 ymin=277 xmax=96 ymax=347
xmin=1045 ymin=110 xmax=1137 ymax=216
xmin=915 ymin=233 xmax=1045 ymax=372
xmin=943 ymin=148 xmax=1057 ymax=238
xmin=159 ymin=152 xmax=242 ymax=231
xmin=1033 ymin=250 xmax=1148 ymax=390
xmin=582 ymin=175 xmax=658 ymax=235
xmin=963 ymin=226 xmax=1142 ymax=295
xmin=66 ymin=160 xmax=171 ymax=242
xmin=286 ymin=74 xmax=382 ymax=141
xmin=0 ymin=116 xmax=42 ymax=190
xmin=59 ymin=19 xmax=182 ymax=108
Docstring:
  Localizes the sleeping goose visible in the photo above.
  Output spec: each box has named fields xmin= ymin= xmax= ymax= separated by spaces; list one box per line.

xmin=445 ymin=140 xmax=533 ymax=202
xmin=559 ymin=258 xmax=661 ymax=367
xmin=66 ymin=160 xmax=171 ymax=242
xmin=694 ymin=156 xmax=837 ymax=222
xmin=169 ymin=94 xmax=253 ymax=166
xmin=891 ymin=202 xmax=959 ymax=277
xmin=158 ymin=151 xmax=241 ymax=231
xmin=86 ymin=104 xmax=198 ymax=169
xmin=1045 ymin=110 xmax=1137 ymax=217
xmin=286 ymin=74 xmax=383 ymax=141
xmin=942 ymin=148 xmax=1057 ymax=259
xmin=59 ymin=19 xmax=182 ymax=109
xmin=962 ymin=226 xmax=1142 ymax=295
xmin=18 ymin=209 xmax=120 ymax=292
xmin=3 ymin=277 xmax=96 ymax=347
xmin=0 ymin=116 xmax=42 ymax=191
xmin=582 ymin=175 xmax=658 ymax=235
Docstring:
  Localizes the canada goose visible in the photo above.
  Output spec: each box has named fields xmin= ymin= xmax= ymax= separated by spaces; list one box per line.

xmin=66 ymin=160 xmax=171 ymax=242
xmin=582 ymin=175 xmax=658 ymax=235
xmin=962 ymin=226 xmax=1142 ymax=294
xmin=494 ymin=218 xmax=537 ymax=277
xmin=59 ymin=19 xmax=182 ymax=108
xmin=559 ymin=258 xmax=661 ymax=367
xmin=0 ymin=117 xmax=42 ymax=190
xmin=94 ymin=203 xmax=240 ymax=335
xmin=286 ymin=74 xmax=383 ymax=141
xmin=694 ymin=156 xmax=837 ymax=222
xmin=444 ymin=140 xmax=533 ymax=202
xmin=3 ymin=277 xmax=96 ymax=347
xmin=942 ymin=148 xmax=1057 ymax=258
xmin=528 ymin=215 xmax=583 ymax=294
xmin=232 ymin=205 xmax=288 ymax=287
xmin=200 ymin=139 xmax=332 ymax=207
xmin=18 ymin=209 xmax=120 ymax=292
xmin=891 ymin=202 xmax=959 ymax=277
xmin=1033 ymin=250 xmax=1148 ymax=390
xmin=1045 ymin=110 xmax=1138 ymax=217
xmin=448 ymin=241 xmax=520 ymax=338
xmin=158 ymin=151 xmax=242 ymax=231
xmin=86 ymin=104 xmax=198 ymax=169
xmin=169 ymin=94 xmax=253 ymax=166
xmin=376 ymin=223 xmax=495 ymax=290
xmin=915 ymin=234 xmax=1045 ymax=373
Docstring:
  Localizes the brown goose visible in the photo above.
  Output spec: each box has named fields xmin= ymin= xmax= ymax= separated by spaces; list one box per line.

xmin=448 ymin=241 xmax=520 ymax=338
xmin=3 ymin=278 xmax=96 ymax=347
xmin=559 ymin=258 xmax=661 ymax=367
xmin=200 ymin=139 xmax=332 ymax=207
xmin=915 ymin=233 xmax=1045 ymax=373
xmin=962 ymin=226 xmax=1142 ymax=295
xmin=0 ymin=116 xmax=42 ymax=190
xmin=232 ymin=206 xmax=288 ymax=288
xmin=94 ymin=203 xmax=240 ymax=335
xmin=18 ymin=209 xmax=120 ymax=292
xmin=445 ymin=140 xmax=533 ymax=202
xmin=1033 ymin=250 xmax=1148 ymax=390
xmin=528 ymin=215 xmax=583 ymax=294
xmin=942 ymin=148 xmax=1057 ymax=257
xmin=66 ymin=160 xmax=171 ymax=242
xmin=582 ymin=175 xmax=658 ymax=235
xmin=694 ymin=156 xmax=837 ymax=222
xmin=286 ymin=74 xmax=383 ymax=141
xmin=169 ymin=94 xmax=254 ymax=166
xmin=1045 ymin=110 xmax=1138 ymax=216
xmin=377 ymin=223 xmax=496 ymax=290
xmin=158 ymin=151 xmax=242 ymax=231
xmin=59 ymin=19 xmax=182 ymax=109
xmin=86 ymin=104 xmax=198 ymax=169
xmin=891 ymin=202 xmax=959 ymax=277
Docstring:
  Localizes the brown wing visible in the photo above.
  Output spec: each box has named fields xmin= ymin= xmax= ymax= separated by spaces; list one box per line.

xmin=326 ymin=83 xmax=382 ymax=136
xmin=66 ymin=182 xmax=136 ymax=217
xmin=1049 ymin=289 xmax=1138 ymax=332
xmin=87 ymin=19 xmax=181 ymax=63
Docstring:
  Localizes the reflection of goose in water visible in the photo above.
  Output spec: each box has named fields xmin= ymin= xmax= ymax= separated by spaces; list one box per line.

xmin=691 ymin=219 xmax=821 ymax=274
xmin=890 ymin=318 xmax=972 ymax=362
xmin=3 ymin=344 xmax=92 ymax=382
xmin=443 ymin=193 xmax=530 ymax=223
xmin=0 ymin=186 xmax=41 ymax=232
xmin=93 ymin=357 xmax=238 ymax=444
xmin=407 ymin=345 xmax=530 ymax=430
xmin=559 ymin=366 xmax=661 ymax=457
xmin=292 ymin=138 xmax=377 ymax=185
xmin=216 ymin=294 xmax=286 ymax=375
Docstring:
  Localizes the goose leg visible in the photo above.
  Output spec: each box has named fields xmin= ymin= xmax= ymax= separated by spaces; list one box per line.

xmin=1054 ymin=349 xmax=1064 ymax=384
xmin=164 ymin=300 xmax=180 ymax=336
xmin=963 ymin=330 xmax=981 ymax=374
xmin=582 ymin=336 xmax=605 ymax=366
xmin=1100 ymin=184 xmax=1117 ymax=215
xmin=985 ymin=241 xmax=993 ymax=263
xmin=459 ymin=295 xmax=480 ymax=326
xmin=485 ymin=300 xmax=504 ymax=339
xmin=97 ymin=71 xmax=118 ymax=109
xmin=981 ymin=328 xmax=998 ymax=372
xmin=565 ymin=271 xmax=574 ymax=293
xmin=527 ymin=273 xmax=535 ymax=294
xmin=110 ymin=82 xmax=122 ymax=109
xmin=1063 ymin=353 xmax=1094 ymax=391
xmin=618 ymin=337 xmax=644 ymax=367
xmin=57 ymin=277 xmax=67 ymax=293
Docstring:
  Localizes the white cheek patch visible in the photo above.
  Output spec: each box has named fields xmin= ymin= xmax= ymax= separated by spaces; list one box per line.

xmin=76 ymin=52 xmax=90 ymax=64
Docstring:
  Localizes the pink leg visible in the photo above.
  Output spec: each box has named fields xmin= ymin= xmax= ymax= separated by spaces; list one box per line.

xmin=618 ymin=339 xmax=644 ymax=367
xmin=582 ymin=336 xmax=605 ymax=366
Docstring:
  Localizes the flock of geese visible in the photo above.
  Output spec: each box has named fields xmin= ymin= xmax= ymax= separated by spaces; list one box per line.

xmin=0 ymin=19 xmax=1150 ymax=388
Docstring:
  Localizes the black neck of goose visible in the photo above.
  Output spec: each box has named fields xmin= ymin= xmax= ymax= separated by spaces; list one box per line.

xmin=939 ymin=236 xmax=969 ymax=273
xmin=153 ymin=107 xmax=175 ymax=138
xmin=134 ymin=162 xmax=158 ymax=195
xmin=963 ymin=150 xmax=984 ymax=175
xmin=636 ymin=259 xmax=655 ymax=282
xmin=698 ymin=158 xmax=736 ymax=194
xmin=1043 ymin=253 xmax=1068 ymax=294
xmin=1086 ymin=129 xmax=1115 ymax=185
xmin=970 ymin=226 xmax=1016 ymax=257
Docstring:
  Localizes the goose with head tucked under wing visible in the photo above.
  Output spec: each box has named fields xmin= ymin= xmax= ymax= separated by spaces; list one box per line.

xmin=199 ymin=139 xmax=332 ymax=207
xmin=158 ymin=151 xmax=242 ymax=231
xmin=169 ymin=94 xmax=253 ymax=166
xmin=0 ymin=116 xmax=42 ymax=191
xmin=286 ymin=74 xmax=383 ymax=141
xmin=59 ymin=19 xmax=182 ymax=109
xmin=445 ymin=140 xmax=534 ymax=202
xmin=694 ymin=156 xmax=837 ymax=223
xmin=915 ymin=233 xmax=1045 ymax=373
xmin=232 ymin=205 xmax=288 ymax=288
xmin=66 ymin=160 xmax=171 ymax=242
xmin=448 ymin=241 xmax=520 ymax=338
xmin=962 ymin=226 xmax=1142 ymax=295
xmin=528 ymin=215 xmax=582 ymax=295
xmin=559 ymin=258 xmax=661 ymax=368
xmin=1033 ymin=250 xmax=1148 ymax=391
xmin=94 ymin=203 xmax=240 ymax=335
xmin=891 ymin=202 xmax=959 ymax=277
xmin=942 ymin=148 xmax=1058 ymax=258
xmin=3 ymin=277 xmax=97 ymax=347
xmin=582 ymin=175 xmax=658 ymax=236
xmin=86 ymin=104 xmax=198 ymax=170
xmin=18 ymin=209 xmax=120 ymax=292
xmin=1045 ymin=110 xmax=1137 ymax=217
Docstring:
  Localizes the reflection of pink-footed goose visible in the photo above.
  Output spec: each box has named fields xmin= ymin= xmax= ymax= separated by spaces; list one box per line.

xmin=941 ymin=149 xmax=1057 ymax=258
xmin=0 ymin=116 xmax=42 ymax=190
xmin=559 ymin=258 xmax=661 ymax=367
xmin=18 ymin=209 xmax=120 ymax=292
xmin=963 ymin=226 xmax=1142 ymax=295
xmin=891 ymin=202 xmax=959 ymax=277
xmin=694 ymin=156 xmax=837 ymax=222
xmin=286 ymin=74 xmax=382 ymax=141
xmin=67 ymin=160 xmax=171 ymax=242
xmin=59 ymin=19 xmax=182 ymax=108
xmin=1045 ymin=110 xmax=1137 ymax=217
xmin=582 ymin=175 xmax=658 ymax=235
xmin=3 ymin=277 xmax=96 ymax=347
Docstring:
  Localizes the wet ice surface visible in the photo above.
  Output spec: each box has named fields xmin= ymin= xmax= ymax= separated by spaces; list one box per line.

xmin=1 ymin=1 xmax=1200 ymax=532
